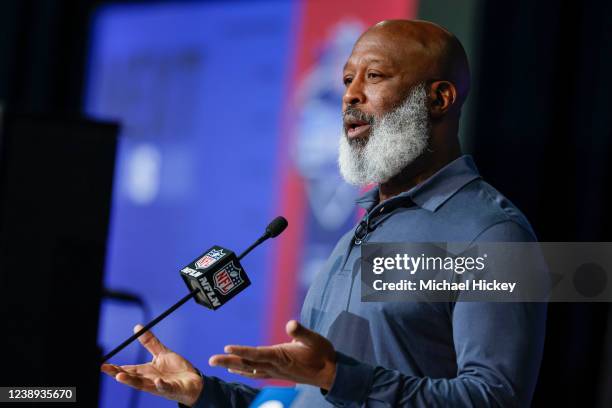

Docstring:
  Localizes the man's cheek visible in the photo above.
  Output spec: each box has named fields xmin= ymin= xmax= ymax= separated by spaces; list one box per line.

xmin=366 ymin=93 xmax=395 ymax=117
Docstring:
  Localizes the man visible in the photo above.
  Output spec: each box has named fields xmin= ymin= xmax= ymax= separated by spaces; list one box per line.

xmin=102 ymin=20 xmax=546 ymax=407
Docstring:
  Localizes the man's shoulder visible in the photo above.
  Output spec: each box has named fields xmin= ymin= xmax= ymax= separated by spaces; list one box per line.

xmin=440 ymin=177 xmax=537 ymax=242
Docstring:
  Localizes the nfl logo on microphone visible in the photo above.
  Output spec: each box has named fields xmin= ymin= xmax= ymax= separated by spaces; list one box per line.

xmin=180 ymin=245 xmax=251 ymax=310
xmin=195 ymin=247 xmax=225 ymax=269
xmin=214 ymin=262 xmax=243 ymax=295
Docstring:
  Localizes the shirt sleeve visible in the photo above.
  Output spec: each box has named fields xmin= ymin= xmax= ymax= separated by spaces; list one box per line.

xmin=178 ymin=370 xmax=260 ymax=408
xmin=323 ymin=220 xmax=547 ymax=407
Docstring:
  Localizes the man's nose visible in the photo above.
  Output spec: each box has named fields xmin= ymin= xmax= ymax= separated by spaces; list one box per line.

xmin=342 ymin=76 xmax=366 ymax=107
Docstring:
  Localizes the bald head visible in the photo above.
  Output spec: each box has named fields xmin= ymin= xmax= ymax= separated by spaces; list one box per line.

xmin=343 ymin=19 xmax=470 ymax=122
xmin=365 ymin=20 xmax=470 ymax=104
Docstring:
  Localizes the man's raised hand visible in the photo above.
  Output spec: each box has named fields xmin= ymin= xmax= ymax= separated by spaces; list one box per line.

xmin=101 ymin=324 xmax=204 ymax=407
xmin=209 ymin=320 xmax=337 ymax=390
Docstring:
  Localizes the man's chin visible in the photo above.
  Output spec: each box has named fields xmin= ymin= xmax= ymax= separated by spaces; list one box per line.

xmin=346 ymin=133 xmax=370 ymax=150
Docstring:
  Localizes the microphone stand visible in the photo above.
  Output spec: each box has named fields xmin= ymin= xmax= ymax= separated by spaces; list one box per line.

xmin=100 ymin=218 xmax=286 ymax=364
xmin=101 ymin=287 xmax=201 ymax=363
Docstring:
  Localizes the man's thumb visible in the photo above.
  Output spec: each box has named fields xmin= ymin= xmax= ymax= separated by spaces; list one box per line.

xmin=286 ymin=320 xmax=319 ymax=347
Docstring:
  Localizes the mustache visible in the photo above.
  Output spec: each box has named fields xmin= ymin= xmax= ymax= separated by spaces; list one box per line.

xmin=342 ymin=106 xmax=375 ymax=125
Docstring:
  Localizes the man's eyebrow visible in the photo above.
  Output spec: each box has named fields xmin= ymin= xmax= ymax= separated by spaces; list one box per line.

xmin=343 ymin=58 xmax=389 ymax=72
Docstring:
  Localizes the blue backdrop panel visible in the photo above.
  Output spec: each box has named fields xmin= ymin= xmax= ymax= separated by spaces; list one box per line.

xmin=86 ymin=2 xmax=296 ymax=407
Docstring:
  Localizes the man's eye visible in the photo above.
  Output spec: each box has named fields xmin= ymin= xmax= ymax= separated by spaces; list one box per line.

xmin=343 ymin=77 xmax=353 ymax=86
xmin=367 ymin=72 xmax=381 ymax=79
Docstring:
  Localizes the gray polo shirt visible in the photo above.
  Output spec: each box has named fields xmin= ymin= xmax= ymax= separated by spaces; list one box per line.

xmin=192 ymin=155 xmax=547 ymax=407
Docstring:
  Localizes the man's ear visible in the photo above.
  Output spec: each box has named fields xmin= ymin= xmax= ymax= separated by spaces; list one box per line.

xmin=428 ymin=80 xmax=457 ymax=118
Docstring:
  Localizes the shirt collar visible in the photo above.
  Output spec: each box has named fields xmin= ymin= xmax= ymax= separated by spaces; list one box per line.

xmin=355 ymin=155 xmax=481 ymax=213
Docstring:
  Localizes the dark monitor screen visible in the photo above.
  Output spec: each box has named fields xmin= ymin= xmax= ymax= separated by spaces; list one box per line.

xmin=0 ymin=113 xmax=117 ymax=407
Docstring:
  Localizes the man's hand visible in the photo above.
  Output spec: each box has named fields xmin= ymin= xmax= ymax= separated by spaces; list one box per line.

xmin=101 ymin=324 xmax=204 ymax=407
xmin=209 ymin=320 xmax=337 ymax=390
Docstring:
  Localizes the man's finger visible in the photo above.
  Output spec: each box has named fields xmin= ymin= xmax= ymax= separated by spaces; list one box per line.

xmin=227 ymin=368 xmax=270 ymax=379
xmin=286 ymin=320 xmax=319 ymax=347
xmin=209 ymin=354 xmax=255 ymax=371
xmin=134 ymin=324 xmax=167 ymax=358
xmin=120 ymin=364 xmax=159 ymax=378
xmin=118 ymin=365 xmax=146 ymax=376
xmin=222 ymin=345 xmax=279 ymax=363
xmin=101 ymin=364 xmax=126 ymax=377
xmin=115 ymin=371 xmax=157 ymax=394
xmin=209 ymin=354 xmax=274 ymax=373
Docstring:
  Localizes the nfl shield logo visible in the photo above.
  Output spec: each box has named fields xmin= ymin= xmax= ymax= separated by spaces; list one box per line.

xmin=213 ymin=262 xmax=244 ymax=295
xmin=196 ymin=255 xmax=216 ymax=269
xmin=195 ymin=248 xmax=225 ymax=269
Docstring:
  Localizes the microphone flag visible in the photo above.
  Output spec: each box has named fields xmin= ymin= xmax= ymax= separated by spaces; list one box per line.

xmin=180 ymin=245 xmax=251 ymax=310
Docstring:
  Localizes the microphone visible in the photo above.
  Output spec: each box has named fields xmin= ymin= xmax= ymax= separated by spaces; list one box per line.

xmin=101 ymin=216 xmax=288 ymax=363
xmin=180 ymin=216 xmax=289 ymax=310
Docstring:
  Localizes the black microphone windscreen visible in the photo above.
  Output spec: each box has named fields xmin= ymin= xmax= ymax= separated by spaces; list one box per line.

xmin=266 ymin=216 xmax=288 ymax=238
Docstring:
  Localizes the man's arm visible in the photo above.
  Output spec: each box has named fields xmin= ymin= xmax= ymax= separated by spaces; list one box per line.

xmin=212 ymin=220 xmax=547 ymax=407
xmin=213 ymin=298 xmax=546 ymax=408
xmin=323 ymin=220 xmax=547 ymax=407
xmin=324 ymin=300 xmax=546 ymax=407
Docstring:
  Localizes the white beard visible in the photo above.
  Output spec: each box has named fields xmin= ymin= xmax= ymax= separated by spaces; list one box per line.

xmin=338 ymin=82 xmax=430 ymax=186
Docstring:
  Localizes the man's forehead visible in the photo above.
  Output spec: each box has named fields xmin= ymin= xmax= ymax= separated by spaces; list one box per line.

xmin=343 ymin=31 xmax=424 ymax=71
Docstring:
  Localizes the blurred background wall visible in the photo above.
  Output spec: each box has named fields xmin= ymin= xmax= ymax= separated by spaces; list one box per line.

xmin=0 ymin=0 xmax=610 ymax=407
